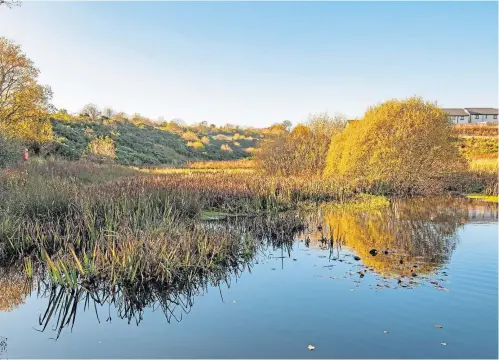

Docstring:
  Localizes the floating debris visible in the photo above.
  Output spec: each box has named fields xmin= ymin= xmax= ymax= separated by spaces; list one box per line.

xmin=383 ymin=330 xmax=389 ymax=334
xmin=435 ymin=324 xmax=443 ymax=329
xmin=440 ymin=342 xmax=447 ymax=346
xmin=307 ymin=344 xmax=315 ymax=351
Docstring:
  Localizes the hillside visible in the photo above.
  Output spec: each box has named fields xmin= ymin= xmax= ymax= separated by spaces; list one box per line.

xmin=49 ymin=118 xmax=263 ymax=166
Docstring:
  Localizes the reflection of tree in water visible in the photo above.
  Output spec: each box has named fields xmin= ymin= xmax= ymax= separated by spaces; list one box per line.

xmin=303 ymin=197 xmax=476 ymax=278
xmin=0 ymin=267 xmax=32 ymax=312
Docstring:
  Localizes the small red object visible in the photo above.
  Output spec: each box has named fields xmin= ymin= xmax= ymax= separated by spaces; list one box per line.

xmin=22 ymin=148 xmax=29 ymax=161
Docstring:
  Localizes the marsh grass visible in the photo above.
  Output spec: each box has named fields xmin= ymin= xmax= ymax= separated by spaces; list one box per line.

xmin=0 ymin=159 xmax=336 ymax=290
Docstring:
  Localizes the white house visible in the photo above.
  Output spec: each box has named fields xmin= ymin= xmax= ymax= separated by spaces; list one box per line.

xmin=443 ymin=108 xmax=498 ymax=124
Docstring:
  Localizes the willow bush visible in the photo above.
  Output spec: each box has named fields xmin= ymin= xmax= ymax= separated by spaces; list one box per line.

xmin=324 ymin=97 xmax=466 ymax=195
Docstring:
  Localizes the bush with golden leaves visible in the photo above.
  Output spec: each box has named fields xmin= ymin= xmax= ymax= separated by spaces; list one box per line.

xmin=87 ymin=136 xmax=116 ymax=159
xmin=324 ymin=97 xmax=466 ymax=195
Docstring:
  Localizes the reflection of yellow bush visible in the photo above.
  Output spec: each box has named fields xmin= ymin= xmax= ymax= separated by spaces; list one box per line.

xmin=305 ymin=198 xmax=469 ymax=278
xmin=0 ymin=270 xmax=31 ymax=312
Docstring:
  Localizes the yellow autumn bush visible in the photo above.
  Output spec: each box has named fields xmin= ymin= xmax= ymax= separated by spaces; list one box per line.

xmin=324 ymin=97 xmax=466 ymax=195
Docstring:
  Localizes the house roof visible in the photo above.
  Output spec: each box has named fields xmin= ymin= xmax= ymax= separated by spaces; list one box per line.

xmin=443 ymin=108 xmax=468 ymax=116
xmin=465 ymin=108 xmax=498 ymax=115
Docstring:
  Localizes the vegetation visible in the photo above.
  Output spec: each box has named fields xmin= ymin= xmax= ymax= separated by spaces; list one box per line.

xmin=49 ymin=117 xmax=261 ymax=166
xmin=324 ymin=97 xmax=466 ymax=195
xmin=452 ymin=124 xmax=498 ymax=137
xmin=455 ymin=136 xmax=498 ymax=159
xmin=1 ymin=35 xmax=497 ymax=302
xmin=256 ymin=113 xmax=346 ymax=176
xmin=0 ymin=37 xmax=53 ymax=148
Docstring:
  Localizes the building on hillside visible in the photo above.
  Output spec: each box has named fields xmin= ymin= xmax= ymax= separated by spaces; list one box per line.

xmin=443 ymin=108 xmax=498 ymax=124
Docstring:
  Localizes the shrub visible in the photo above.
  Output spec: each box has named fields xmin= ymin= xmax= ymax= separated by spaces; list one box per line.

xmin=87 ymin=136 xmax=116 ymax=159
xmin=256 ymin=113 xmax=346 ymax=176
xmin=0 ymin=134 xmax=22 ymax=168
xmin=221 ymin=144 xmax=233 ymax=152
xmin=201 ymin=136 xmax=210 ymax=145
xmin=182 ymin=131 xmax=199 ymax=142
xmin=187 ymin=141 xmax=204 ymax=149
xmin=325 ymin=97 xmax=466 ymax=195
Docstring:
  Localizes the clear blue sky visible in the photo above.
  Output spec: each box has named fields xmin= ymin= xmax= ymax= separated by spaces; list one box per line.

xmin=1 ymin=1 xmax=497 ymax=127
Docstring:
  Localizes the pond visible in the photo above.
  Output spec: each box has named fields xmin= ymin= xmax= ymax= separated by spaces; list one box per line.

xmin=0 ymin=197 xmax=497 ymax=358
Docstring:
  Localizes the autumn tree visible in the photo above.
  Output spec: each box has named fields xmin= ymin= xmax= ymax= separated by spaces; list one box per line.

xmin=324 ymin=97 xmax=466 ymax=195
xmin=0 ymin=37 xmax=53 ymax=145
xmin=256 ymin=113 xmax=346 ymax=176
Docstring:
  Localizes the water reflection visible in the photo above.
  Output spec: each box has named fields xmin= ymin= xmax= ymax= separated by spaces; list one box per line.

xmin=0 ymin=197 xmax=496 ymax=341
xmin=0 ymin=267 xmax=32 ymax=312
xmin=302 ymin=197 xmax=495 ymax=278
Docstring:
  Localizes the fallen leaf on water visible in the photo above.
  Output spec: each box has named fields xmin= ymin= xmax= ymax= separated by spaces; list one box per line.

xmin=307 ymin=344 xmax=315 ymax=351
xmin=435 ymin=324 xmax=443 ymax=329
xmin=440 ymin=342 xmax=447 ymax=346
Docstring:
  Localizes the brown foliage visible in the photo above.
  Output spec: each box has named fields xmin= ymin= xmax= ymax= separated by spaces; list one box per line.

xmin=256 ymin=113 xmax=346 ymax=176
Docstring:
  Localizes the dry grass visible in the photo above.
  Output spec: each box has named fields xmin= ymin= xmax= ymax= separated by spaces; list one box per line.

xmin=453 ymin=124 xmax=498 ymax=137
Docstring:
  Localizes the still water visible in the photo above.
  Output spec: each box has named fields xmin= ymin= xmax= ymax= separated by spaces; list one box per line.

xmin=0 ymin=197 xmax=497 ymax=358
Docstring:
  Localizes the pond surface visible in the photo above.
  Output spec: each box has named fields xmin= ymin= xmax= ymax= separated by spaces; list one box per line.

xmin=0 ymin=197 xmax=497 ymax=358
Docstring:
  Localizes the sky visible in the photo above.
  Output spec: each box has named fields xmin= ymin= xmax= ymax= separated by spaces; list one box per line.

xmin=0 ymin=1 xmax=497 ymax=127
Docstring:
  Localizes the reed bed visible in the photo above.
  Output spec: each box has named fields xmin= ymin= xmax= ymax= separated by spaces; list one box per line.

xmin=0 ymin=160 xmax=334 ymax=290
